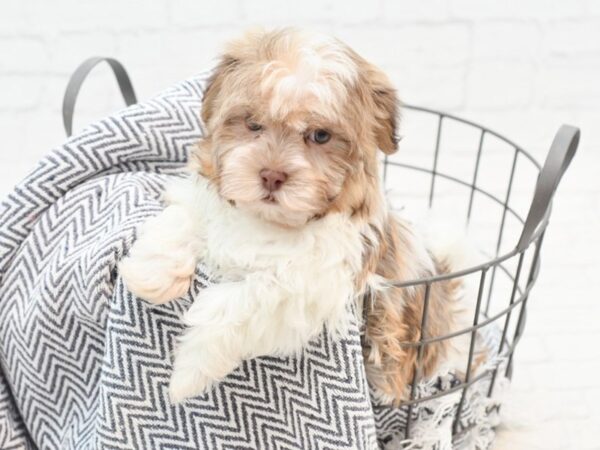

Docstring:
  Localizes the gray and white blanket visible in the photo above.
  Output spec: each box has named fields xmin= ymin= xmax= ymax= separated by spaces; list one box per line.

xmin=0 ymin=72 xmax=506 ymax=449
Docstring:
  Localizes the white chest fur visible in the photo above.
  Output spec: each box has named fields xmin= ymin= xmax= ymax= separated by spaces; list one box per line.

xmin=167 ymin=174 xmax=365 ymax=287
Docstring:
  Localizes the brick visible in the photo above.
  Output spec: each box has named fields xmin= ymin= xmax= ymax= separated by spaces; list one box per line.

xmin=449 ymin=0 xmax=513 ymax=19
xmin=542 ymin=224 xmax=600 ymax=265
xmin=0 ymin=112 xmax=27 ymax=157
xmin=240 ymin=0 xmax=335 ymax=24
xmin=0 ymin=38 xmax=49 ymax=73
xmin=0 ymin=0 xmax=168 ymax=35
xmin=523 ymin=360 xmax=600 ymax=390
xmin=511 ymin=335 xmax=550 ymax=364
xmin=471 ymin=22 xmax=542 ymax=61
xmin=0 ymin=108 xmax=67 ymax=194
xmin=44 ymin=0 xmax=169 ymax=33
xmin=48 ymin=32 xmax=118 ymax=75
xmin=466 ymin=61 xmax=535 ymax=109
xmin=585 ymin=0 xmax=600 ymax=15
xmin=22 ymin=109 xmax=65 ymax=158
xmin=583 ymin=388 xmax=600 ymax=418
xmin=332 ymin=0 xmax=382 ymax=24
xmin=543 ymin=333 xmax=600 ymax=361
xmin=525 ymin=306 xmax=600 ymax=336
xmin=509 ymin=0 xmax=587 ymax=20
xmin=389 ymin=66 xmax=467 ymax=110
xmin=451 ymin=0 xmax=586 ymax=20
xmin=0 ymin=75 xmax=43 ymax=110
xmin=545 ymin=19 xmax=600 ymax=55
xmin=382 ymin=0 xmax=450 ymax=22
xmin=116 ymin=29 xmax=238 ymax=70
xmin=0 ymin=0 xmax=29 ymax=36
xmin=335 ymin=24 xmax=470 ymax=68
xmin=168 ymin=0 xmax=243 ymax=27
xmin=549 ymin=191 xmax=600 ymax=226
xmin=538 ymin=57 xmax=600 ymax=109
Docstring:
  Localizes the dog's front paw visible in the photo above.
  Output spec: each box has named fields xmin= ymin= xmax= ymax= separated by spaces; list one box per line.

xmin=168 ymin=365 xmax=214 ymax=404
xmin=119 ymin=205 xmax=201 ymax=304
xmin=120 ymin=254 xmax=194 ymax=304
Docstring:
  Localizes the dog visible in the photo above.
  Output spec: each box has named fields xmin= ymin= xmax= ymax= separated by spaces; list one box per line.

xmin=119 ymin=28 xmax=464 ymax=404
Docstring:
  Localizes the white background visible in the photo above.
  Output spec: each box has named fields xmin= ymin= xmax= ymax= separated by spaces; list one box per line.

xmin=1 ymin=1 xmax=599 ymax=448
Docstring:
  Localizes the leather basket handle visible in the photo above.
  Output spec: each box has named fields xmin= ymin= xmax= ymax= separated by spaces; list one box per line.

xmin=516 ymin=125 xmax=580 ymax=252
xmin=63 ymin=57 xmax=137 ymax=137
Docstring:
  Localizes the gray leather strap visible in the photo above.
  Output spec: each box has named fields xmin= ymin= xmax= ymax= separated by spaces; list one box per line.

xmin=517 ymin=125 xmax=580 ymax=252
xmin=63 ymin=57 xmax=137 ymax=137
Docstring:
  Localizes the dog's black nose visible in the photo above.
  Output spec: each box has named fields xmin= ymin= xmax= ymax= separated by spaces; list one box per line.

xmin=260 ymin=169 xmax=287 ymax=192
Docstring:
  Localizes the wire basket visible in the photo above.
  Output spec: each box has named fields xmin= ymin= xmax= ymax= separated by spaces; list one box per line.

xmin=60 ymin=59 xmax=580 ymax=448
xmin=376 ymin=105 xmax=579 ymax=446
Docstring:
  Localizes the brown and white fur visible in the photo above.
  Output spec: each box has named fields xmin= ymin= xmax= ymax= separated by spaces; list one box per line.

xmin=120 ymin=28 xmax=465 ymax=404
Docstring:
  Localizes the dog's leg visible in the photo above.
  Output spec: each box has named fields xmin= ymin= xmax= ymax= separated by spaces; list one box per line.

xmin=168 ymin=281 xmax=251 ymax=403
xmin=361 ymin=218 xmax=459 ymax=404
xmin=169 ymin=268 xmax=353 ymax=403
xmin=119 ymin=203 xmax=201 ymax=304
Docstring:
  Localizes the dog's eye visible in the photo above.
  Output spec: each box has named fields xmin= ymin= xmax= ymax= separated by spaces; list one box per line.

xmin=246 ymin=121 xmax=263 ymax=132
xmin=310 ymin=129 xmax=331 ymax=144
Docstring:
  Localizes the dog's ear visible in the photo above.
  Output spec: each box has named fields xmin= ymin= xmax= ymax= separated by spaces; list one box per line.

xmin=201 ymin=55 xmax=239 ymax=126
xmin=368 ymin=68 xmax=400 ymax=155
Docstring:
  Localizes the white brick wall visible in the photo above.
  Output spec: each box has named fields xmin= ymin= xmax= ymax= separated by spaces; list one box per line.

xmin=1 ymin=1 xmax=598 ymax=448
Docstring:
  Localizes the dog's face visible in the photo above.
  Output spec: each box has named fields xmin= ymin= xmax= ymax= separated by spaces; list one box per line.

xmin=195 ymin=28 xmax=399 ymax=227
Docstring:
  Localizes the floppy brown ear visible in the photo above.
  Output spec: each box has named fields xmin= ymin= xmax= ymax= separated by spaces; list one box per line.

xmin=201 ymin=56 xmax=239 ymax=126
xmin=369 ymin=69 xmax=400 ymax=155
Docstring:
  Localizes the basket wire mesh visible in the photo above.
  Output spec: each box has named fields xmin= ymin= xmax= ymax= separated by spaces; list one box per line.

xmin=379 ymin=104 xmax=579 ymax=442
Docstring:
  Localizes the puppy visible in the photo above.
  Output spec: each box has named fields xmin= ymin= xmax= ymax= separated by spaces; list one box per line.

xmin=119 ymin=28 xmax=460 ymax=404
